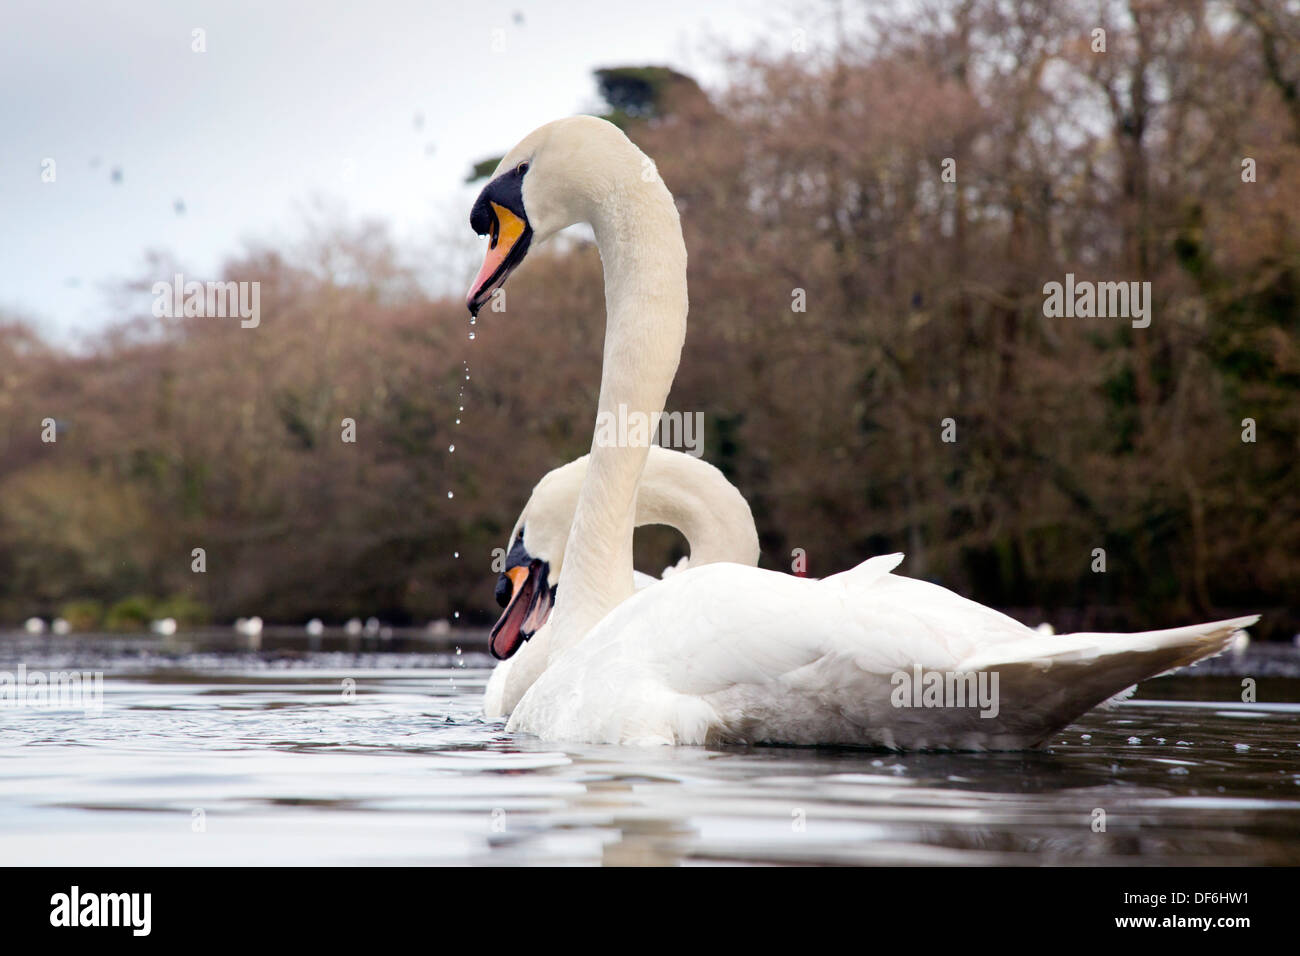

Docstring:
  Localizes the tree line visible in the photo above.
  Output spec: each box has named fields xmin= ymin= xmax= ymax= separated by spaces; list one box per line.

xmin=1 ymin=0 xmax=1296 ymax=638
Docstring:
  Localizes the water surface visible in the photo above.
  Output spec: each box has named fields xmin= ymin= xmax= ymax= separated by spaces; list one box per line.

xmin=2 ymin=632 xmax=1298 ymax=865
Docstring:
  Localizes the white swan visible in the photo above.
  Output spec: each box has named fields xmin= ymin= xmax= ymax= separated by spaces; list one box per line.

xmin=484 ymin=446 xmax=759 ymax=718
xmin=466 ymin=116 xmax=1258 ymax=749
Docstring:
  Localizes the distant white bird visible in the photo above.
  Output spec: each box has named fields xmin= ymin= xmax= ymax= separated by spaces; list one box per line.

xmin=234 ymin=615 xmax=263 ymax=651
xmin=150 ymin=617 xmax=178 ymax=635
xmin=234 ymin=616 xmax=263 ymax=637
xmin=344 ymin=618 xmax=363 ymax=636
xmin=306 ymin=618 xmax=325 ymax=636
xmin=51 ymin=618 xmax=71 ymax=635
xmin=23 ymin=617 xmax=46 ymax=635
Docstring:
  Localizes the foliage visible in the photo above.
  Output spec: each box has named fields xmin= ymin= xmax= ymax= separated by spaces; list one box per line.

xmin=104 ymin=596 xmax=155 ymax=632
xmin=58 ymin=599 xmax=103 ymax=632
xmin=1 ymin=1 xmax=1296 ymax=638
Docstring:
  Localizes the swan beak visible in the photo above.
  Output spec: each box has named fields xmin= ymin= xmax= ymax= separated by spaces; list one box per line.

xmin=466 ymin=202 xmax=531 ymax=316
xmin=488 ymin=560 xmax=552 ymax=660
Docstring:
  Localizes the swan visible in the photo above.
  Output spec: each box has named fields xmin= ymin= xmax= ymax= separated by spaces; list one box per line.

xmin=234 ymin=616 xmax=263 ymax=637
xmin=465 ymin=116 xmax=1258 ymax=749
xmin=484 ymin=446 xmax=760 ymax=718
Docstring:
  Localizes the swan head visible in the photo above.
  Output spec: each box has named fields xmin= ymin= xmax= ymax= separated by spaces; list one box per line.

xmin=466 ymin=115 xmax=647 ymax=315
xmin=487 ymin=456 xmax=593 ymax=659
xmin=489 ymin=527 xmax=553 ymax=660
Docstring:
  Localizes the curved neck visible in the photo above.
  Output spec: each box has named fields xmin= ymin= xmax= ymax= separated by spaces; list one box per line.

xmin=496 ymin=450 xmax=756 ymax=717
xmin=636 ymin=450 xmax=760 ymax=568
xmin=547 ymin=168 xmax=689 ymax=658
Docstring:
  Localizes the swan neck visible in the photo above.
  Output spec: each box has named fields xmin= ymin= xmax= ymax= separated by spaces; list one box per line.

xmin=637 ymin=454 xmax=760 ymax=568
xmin=548 ymin=172 xmax=688 ymax=657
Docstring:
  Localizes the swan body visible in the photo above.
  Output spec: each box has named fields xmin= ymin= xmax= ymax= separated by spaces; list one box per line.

xmin=467 ymin=116 xmax=1259 ymax=749
xmin=484 ymin=446 xmax=758 ymax=718
xmin=509 ymin=555 xmax=1255 ymax=748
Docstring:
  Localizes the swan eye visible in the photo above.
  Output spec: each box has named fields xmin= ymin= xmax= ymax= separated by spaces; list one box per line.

xmin=516 ymin=161 xmax=529 ymax=176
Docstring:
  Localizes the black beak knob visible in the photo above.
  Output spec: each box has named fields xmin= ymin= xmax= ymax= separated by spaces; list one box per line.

xmin=494 ymin=572 xmax=513 ymax=608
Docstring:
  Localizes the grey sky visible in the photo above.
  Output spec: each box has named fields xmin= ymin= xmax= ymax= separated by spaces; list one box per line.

xmin=2 ymin=0 xmax=788 ymax=345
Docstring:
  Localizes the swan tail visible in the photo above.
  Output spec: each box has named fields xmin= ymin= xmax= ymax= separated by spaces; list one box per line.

xmin=822 ymin=553 xmax=904 ymax=589
xmin=955 ymin=614 xmax=1259 ymax=748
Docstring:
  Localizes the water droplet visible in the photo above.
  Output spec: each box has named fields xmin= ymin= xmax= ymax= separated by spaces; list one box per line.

xmin=453 ymin=551 xmax=459 ymax=559
xmin=453 ymin=611 xmax=460 ymax=619
xmin=447 ymin=491 xmax=454 ymax=499
xmin=468 ymin=331 xmax=475 ymax=340
xmin=448 ymin=444 xmax=455 ymax=453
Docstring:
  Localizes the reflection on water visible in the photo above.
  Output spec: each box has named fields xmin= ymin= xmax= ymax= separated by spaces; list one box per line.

xmin=1 ymin=633 xmax=1298 ymax=865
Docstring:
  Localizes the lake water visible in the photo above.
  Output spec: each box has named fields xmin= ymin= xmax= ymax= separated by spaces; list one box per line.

xmin=2 ymin=631 xmax=1298 ymax=866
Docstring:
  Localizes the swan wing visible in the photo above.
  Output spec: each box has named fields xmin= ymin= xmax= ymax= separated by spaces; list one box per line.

xmin=509 ymin=558 xmax=1256 ymax=750
xmin=510 ymin=555 xmax=1037 ymax=745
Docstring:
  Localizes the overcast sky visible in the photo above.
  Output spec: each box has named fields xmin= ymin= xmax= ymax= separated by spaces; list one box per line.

xmin=2 ymin=0 xmax=793 ymax=345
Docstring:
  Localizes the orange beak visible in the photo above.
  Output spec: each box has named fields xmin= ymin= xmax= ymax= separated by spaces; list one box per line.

xmin=466 ymin=202 xmax=530 ymax=316
xmin=488 ymin=560 xmax=552 ymax=660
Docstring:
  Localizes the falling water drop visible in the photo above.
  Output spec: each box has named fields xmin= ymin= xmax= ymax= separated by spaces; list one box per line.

xmin=468 ymin=331 xmax=475 ymax=340
xmin=447 ymin=491 xmax=454 ymax=499
xmin=448 ymin=444 xmax=455 ymax=453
